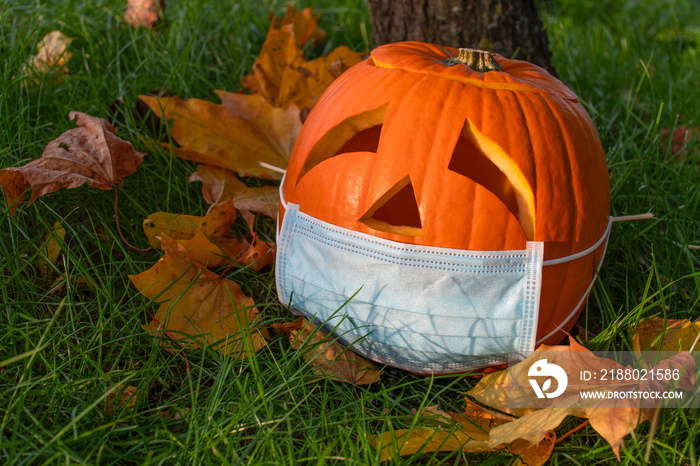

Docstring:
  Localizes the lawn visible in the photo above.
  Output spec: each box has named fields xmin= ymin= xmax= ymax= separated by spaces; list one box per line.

xmin=1 ymin=0 xmax=699 ymax=464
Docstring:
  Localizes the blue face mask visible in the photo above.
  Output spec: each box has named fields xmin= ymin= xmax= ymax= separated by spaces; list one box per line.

xmin=275 ymin=185 xmax=612 ymax=374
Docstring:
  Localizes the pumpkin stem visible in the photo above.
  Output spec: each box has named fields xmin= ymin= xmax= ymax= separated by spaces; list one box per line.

xmin=445 ymin=48 xmax=503 ymax=72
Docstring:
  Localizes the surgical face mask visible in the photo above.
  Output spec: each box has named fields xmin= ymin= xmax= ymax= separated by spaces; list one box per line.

xmin=275 ymin=181 xmax=612 ymax=374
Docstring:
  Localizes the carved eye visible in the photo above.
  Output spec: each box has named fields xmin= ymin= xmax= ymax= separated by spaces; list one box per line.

xmin=448 ymin=122 xmax=520 ymax=225
xmin=297 ymin=104 xmax=387 ymax=184
xmin=448 ymin=119 xmax=535 ymax=240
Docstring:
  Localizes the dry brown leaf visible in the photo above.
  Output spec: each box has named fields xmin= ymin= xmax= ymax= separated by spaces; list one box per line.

xmin=188 ymin=165 xmax=279 ymax=219
xmin=160 ymin=407 xmax=190 ymax=432
xmin=124 ymin=0 xmax=166 ymax=28
xmin=49 ymin=273 xmax=96 ymax=295
xmin=659 ymin=126 xmax=700 ymax=161
xmin=632 ymin=316 xmax=700 ymax=354
xmin=0 ymin=169 xmax=30 ymax=214
xmin=0 ymin=112 xmax=144 ymax=214
xmin=129 ymin=235 xmax=269 ymax=357
xmin=139 ymin=95 xmax=287 ymax=179
xmin=241 ymin=24 xmax=365 ymax=111
xmin=142 ymin=199 xmax=274 ymax=270
xmin=102 ymin=384 xmax=139 ymax=415
xmin=468 ymin=339 xmax=696 ymax=459
xmin=271 ymin=317 xmax=382 ymax=385
xmin=23 ymin=30 xmax=73 ymax=76
xmin=270 ymin=6 xmax=327 ymax=47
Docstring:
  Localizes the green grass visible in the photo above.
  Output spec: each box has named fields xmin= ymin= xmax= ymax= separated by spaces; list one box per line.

xmin=1 ymin=0 xmax=699 ymax=464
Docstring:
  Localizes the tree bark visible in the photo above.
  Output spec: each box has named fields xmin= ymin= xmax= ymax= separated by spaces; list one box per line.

xmin=366 ymin=0 xmax=555 ymax=74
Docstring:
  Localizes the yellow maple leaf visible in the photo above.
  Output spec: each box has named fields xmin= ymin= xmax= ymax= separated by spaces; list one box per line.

xmin=467 ymin=340 xmax=696 ymax=460
xmin=632 ymin=316 xmax=700 ymax=354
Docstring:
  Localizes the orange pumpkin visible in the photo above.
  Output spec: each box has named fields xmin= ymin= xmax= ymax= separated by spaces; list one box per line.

xmin=280 ymin=42 xmax=610 ymax=350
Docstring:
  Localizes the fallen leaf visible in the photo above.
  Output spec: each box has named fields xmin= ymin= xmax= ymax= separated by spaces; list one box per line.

xmin=160 ymin=406 xmax=190 ymax=432
xmin=130 ymin=235 xmax=269 ymax=357
xmin=23 ymin=30 xmax=73 ymax=76
xmin=485 ymin=397 xmax=581 ymax=450
xmin=49 ymin=273 xmax=96 ymax=295
xmin=448 ymin=399 xmax=515 ymax=432
xmin=271 ymin=317 xmax=382 ymax=385
xmin=139 ymin=95 xmax=287 ymax=179
xmin=124 ymin=0 xmax=166 ymax=28
xmin=633 ymin=316 xmax=700 ymax=355
xmin=373 ymin=428 xmax=491 ymax=462
xmin=241 ymin=23 xmax=364 ymax=111
xmin=510 ymin=430 xmax=556 ymax=466
xmin=659 ymin=126 xmax=700 ymax=160
xmin=0 ymin=169 xmax=30 ymax=215
xmin=216 ymin=91 xmax=302 ymax=160
xmin=142 ymin=199 xmax=274 ymax=270
xmin=371 ymin=403 xmax=505 ymax=462
xmin=270 ymin=6 xmax=326 ymax=47
xmin=188 ymin=165 xmax=279 ymax=219
xmin=468 ymin=340 xmax=696 ymax=459
xmin=38 ymin=221 xmax=66 ymax=275
xmin=110 ymin=88 xmax=170 ymax=132
xmin=0 ymin=112 xmax=145 ymax=214
xmin=102 ymin=384 xmax=139 ymax=415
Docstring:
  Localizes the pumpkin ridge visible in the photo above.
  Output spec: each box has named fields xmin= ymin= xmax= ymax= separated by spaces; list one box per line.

xmin=535 ymin=92 xmax=585 ymax=249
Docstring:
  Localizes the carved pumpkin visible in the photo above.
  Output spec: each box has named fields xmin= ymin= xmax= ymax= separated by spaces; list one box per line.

xmin=280 ymin=42 xmax=610 ymax=350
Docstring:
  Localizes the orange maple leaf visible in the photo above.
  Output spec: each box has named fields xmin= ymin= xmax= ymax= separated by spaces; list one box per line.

xmin=241 ymin=23 xmax=365 ymax=111
xmin=270 ymin=6 xmax=327 ymax=47
xmin=130 ymin=235 xmax=269 ymax=357
xmin=370 ymin=402 xmax=554 ymax=464
xmin=468 ymin=339 xmax=696 ymax=459
xmin=0 ymin=111 xmax=144 ymax=215
xmin=374 ymin=339 xmax=695 ymax=462
xmin=142 ymin=199 xmax=274 ymax=270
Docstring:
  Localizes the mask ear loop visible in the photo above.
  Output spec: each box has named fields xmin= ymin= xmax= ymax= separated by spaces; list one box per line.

xmin=536 ymin=213 xmax=654 ymax=345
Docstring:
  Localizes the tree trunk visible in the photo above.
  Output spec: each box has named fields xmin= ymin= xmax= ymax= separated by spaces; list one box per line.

xmin=366 ymin=0 xmax=555 ymax=74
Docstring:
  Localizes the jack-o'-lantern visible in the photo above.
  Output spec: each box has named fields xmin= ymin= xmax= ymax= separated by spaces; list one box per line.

xmin=275 ymin=42 xmax=611 ymax=374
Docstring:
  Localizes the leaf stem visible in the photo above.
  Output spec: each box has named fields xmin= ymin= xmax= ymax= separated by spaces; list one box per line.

xmin=555 ymin=419 xmax=589 ymax=444
xmin=114 ymin=186 xmax=152 ymax=253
